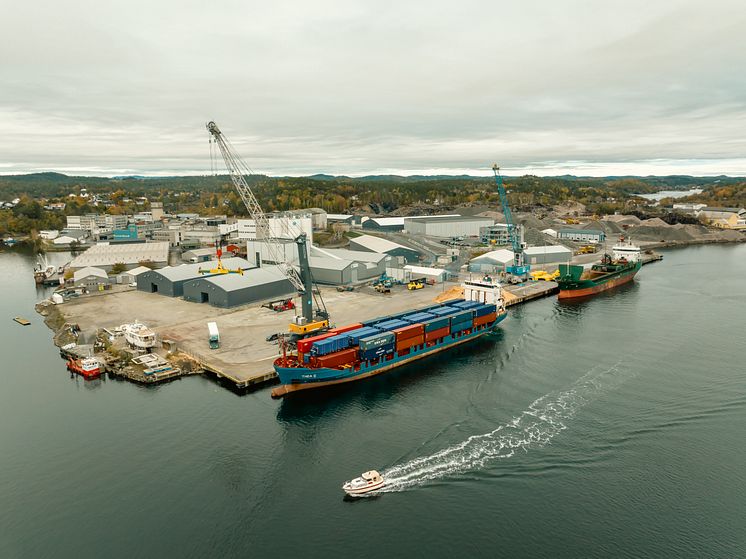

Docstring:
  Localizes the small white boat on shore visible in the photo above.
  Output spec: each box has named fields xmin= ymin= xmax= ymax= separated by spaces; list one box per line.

xmin=342 ymin=470 xmax=385 ymax=496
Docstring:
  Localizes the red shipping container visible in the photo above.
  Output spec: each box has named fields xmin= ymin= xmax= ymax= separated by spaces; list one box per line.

xmin=396 ymin=334 xmax=424 ymax=351
xmin=424 ymin=325 xmax=450 ymax=342
xmin=393 ymin=323 xmax=425 ymax=341
xmin=474 ymin=312 xmax=497 ymax=327
xmin=315 ymin=347 xmax=358 ymax=368
xmin=297 ymin=332 xmax=334 ymax=354
xmin=327 ymin=323 xmax=363 ymax=335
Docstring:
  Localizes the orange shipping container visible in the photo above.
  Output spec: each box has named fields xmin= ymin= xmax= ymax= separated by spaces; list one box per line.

xmin=396 ymin=334 xmax=424 ymax=351
xmin=315 ymin=347 xmax=358 ymax=368
xmin=424 ymin=326 xmax=450 ymax=342
xmin=393 ymin=323 xmax=424 ymax=341
xmin=327 ymin=323 xmax=363 ymax=335
xmin=474 ymin=312 xmax=497 ymax=327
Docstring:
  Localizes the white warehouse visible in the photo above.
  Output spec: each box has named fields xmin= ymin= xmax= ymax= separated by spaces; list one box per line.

xmin=404 ymin=216 xmax=494 ymax=238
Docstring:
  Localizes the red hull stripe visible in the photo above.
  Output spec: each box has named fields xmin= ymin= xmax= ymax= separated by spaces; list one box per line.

xmin=558 ymin=271 xmax=637 ymax=299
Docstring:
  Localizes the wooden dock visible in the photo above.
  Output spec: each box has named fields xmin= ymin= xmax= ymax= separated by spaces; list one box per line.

xmin=13 ymin=316 xmax=31 ymax=326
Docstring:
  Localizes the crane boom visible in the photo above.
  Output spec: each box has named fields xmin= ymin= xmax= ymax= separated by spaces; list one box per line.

xmin=492 ymin=164 xmax=529 ymax=278
xmin=206 ymin=121 xmax=305 ymax=293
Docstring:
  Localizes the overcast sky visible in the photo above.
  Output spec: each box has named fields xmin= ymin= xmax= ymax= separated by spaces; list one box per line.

xmin=1 ymin=0 xmax=745 ymax=177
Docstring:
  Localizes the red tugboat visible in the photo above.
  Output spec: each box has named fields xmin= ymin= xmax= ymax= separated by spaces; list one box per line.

xmin=67 ymin=357 xmax=102 ymax=379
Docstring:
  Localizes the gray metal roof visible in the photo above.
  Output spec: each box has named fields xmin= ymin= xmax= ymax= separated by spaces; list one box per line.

xmin=71 ymin=241 xmax=169 ymax=268
xmin=150 ymin=257 xmax=252 ymax=281
xmin=314 ymin=247 xmax=387 ymax=263
xmin=197 ymin=265 xmax=293 ymax=292
xmin=405 ymin=216 xmax=493 ymax=224
xmin=309 ymin=256 xmax=353 ymax=271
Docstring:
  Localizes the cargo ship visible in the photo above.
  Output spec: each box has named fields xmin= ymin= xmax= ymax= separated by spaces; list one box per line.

xmin=271 ymin=276 xmax=507 ymax=397
xmin=557 ymin=237 xmax=642 ymax=299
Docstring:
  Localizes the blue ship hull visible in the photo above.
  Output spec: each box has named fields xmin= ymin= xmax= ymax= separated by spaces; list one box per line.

xmin=272 ymin=311 xmax=506 ymax=396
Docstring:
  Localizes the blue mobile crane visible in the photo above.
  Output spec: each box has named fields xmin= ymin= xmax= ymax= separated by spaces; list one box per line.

xmin=492 ymin=164 xmax=530 ymax=280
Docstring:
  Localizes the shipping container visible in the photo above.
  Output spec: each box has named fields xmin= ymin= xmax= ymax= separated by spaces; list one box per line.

xmin=424 ymin=325 xmax=450 ymax=342
xmin=474 ymin=312 xmax=497 ymax=326
xmin=348 ymin=326 xmax=382 ymax=345
xmin=360 ymin=343 xmax=395 ymax=361
xmin=402 ymin=311 xmax=436 ymax=324
xmin=326 ymin=323 xmax=363 ymax=335
xmin=421 ymin=317 xmax=449 ymax=332
xmin=451 ymin=300 xmax=482 ymax=310
xmin=392 ymin=323 xmax=424 ymax=340
xmin=311 ymin=334 xmax=351 ymax=356
xmin=315 ymin=347 xmax=358 ymax=368
xmin=359 ymin=332 xmax=396 ymax=351
xmin=297 ymin=332 xmax=335 ymax=354
xmin=450 ymin=318 xmax=473 ymax=334
xmin=450 ymin=309 xmax=474 ymax=323
xmin=396 ymin=334 xmax=424 ymax=351
xmin=362 ymin=315 xmax=393 ymax=327
xmin=375 ymin=319 xmax=411 ymax=331
xmin=428 ymin=306 xmax=461 ymax=317
xmin=473 ymin=304 xmax=497 ymax=318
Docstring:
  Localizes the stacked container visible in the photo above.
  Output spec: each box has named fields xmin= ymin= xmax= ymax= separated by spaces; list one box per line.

xmin=449 ymin=309 xmax=474 ymax=333
xmin=392 ymin=323 xmax=425 ymax=352
xmin=348 ymin=326 xmax=382 ymax=346
xmin=374 ymin=319 xmax=411 ymax=331
xmin=359 ymin=332 xmax=396 ymax=361
xmin=422 ymin=316 xmax=451 ymax=342
xmin=311 ymin=334 xmax=352 ymax=356
xmin=315 ymin=347 xmax=358 ymax=368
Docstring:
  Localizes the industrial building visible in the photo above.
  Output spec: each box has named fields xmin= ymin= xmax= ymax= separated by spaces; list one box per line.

xmin=361 ymin=217 xmax=406 ymax=232
xmin=402 ymin=265 xmax=449 ymax=283
xmin=307 ymin=247 xmax=390 ymax=285
xmin=558 ymin=229 xmax=606 ymax=243
xmin=348 ymin=234 xmax=420 ymax=263
xmin=524 ymin=245 xmax=573 ymax=266
xmin=404 ymin=216 xmax=494 ymax=238
xmin=136 ymin=257 xmax=251 ymax=297
xmin=73 ymin=267 xmax=109 ymax=288
xmin=480 ymin=223 xmax=511 ymax=245
xmin=53 ymin=229 xmax=88 ymax=246
xmin=182 ymin=248 xmax=217 ymax=263
xmin=70 ymin=241 xmax=169 ymax=271
xmin=236 ymin=215 xmax=313 ymax=242
xmin=182 ymin=266 xmax=294 ymax=308
xmin=116 ymin=265 xmax=152 ymax=285
xmin=468 ymin=249 xmax=515 ymax=273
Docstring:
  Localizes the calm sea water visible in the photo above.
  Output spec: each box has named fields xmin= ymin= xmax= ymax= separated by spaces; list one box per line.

xmin=0 ymin=244 xmax=744 ymax=558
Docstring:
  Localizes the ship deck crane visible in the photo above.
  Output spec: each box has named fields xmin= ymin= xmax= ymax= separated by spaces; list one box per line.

xmin=206 ymin=121 xmax=328 ymax=335
xmin=492 ymin=164 xmax=530 ymax=279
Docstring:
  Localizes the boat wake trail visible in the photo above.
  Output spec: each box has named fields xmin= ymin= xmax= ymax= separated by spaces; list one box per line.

xmin=380 ymin=361 xmax=627 ymax=492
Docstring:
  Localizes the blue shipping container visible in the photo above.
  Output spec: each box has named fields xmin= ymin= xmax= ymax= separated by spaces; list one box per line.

xmin=452 ymin=300 xmax=482 ymax=310
xmin=311 ymin=334 xmax=351 ymax=356
xmin=360 ymin=343 xmax=395 ymax=361
xmin=402 ymin=312 xmax=436 ymax=323
xmin=450 ymin=310 xmax=474 ymax=323
xmin=348 ymin=326 xmax=382 ymax=345
xmin=474 ymin=303 xmax=497 ymax=318
xmin=450 ymin=319 xmax=473 ymax=334
xmin=422 ymin=317 xmax=450 ymax=332
xmin=375 ymin=319 xmax=411 ymax=331
xmin=359 ymin=332 xmax=396 ymax=351
xmin=427 ymin=306 xmax=458 ymax=317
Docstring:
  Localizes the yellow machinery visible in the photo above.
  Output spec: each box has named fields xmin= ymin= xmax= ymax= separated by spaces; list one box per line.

xmin=530 ymin=270 xmax=560 ymax=281
xmin=577 ymin=245 xmax=597 ymax=255
xmin=288 ymin=319 xmax=329 ymax=335
xmin=199 ymin=241 xmax=244 ymax=275
xmin=564 ymin=217 xmax=580 ymax=224
xmin=407 ymin=280 xmax=424 ymax=290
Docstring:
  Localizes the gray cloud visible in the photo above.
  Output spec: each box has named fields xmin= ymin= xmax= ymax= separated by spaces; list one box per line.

xmin=1 ymin=0 xmax=745 ymax=176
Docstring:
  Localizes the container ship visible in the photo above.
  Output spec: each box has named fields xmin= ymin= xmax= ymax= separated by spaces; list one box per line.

xmin=271 ymin=276 xmax=506 ymax=397
xmin=557 ymin=237 xmax=642 ymax=299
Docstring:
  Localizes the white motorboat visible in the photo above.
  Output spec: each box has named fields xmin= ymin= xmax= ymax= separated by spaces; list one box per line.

xmin=122 ymin=321 xmax=157 ymax=350
xmin=342 ymin=470 xmax=385 ymax=496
